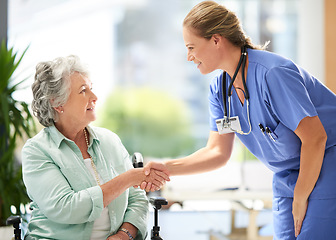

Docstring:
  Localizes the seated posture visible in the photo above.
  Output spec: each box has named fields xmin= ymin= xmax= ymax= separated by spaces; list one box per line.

xmin=22 ymin=55 xmax=168 ymax=240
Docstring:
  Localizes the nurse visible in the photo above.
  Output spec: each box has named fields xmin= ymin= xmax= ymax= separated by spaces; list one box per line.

xmin=142 ymin=1 xmax=336 ymax=239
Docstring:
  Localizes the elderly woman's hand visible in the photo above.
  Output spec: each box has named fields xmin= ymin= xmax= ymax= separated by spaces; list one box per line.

xmin=134 ymin=161 xmax=170 ymax=192
xmin=106 ymin=234 xmax=122 ymax=240
xmin=106 ymin=232 xmax=127 ymax=240
xmin=143 ymin=168 xmax=170 ymax=191
xmin=133 ymin=162 xmax=170 ymax=192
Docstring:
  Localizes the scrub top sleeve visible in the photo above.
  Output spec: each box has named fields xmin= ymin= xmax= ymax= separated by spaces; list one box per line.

xmin=264 ymin=66 xmax=318 ymax=131
xmin=209 ymin=73 xmax=224 ymax=131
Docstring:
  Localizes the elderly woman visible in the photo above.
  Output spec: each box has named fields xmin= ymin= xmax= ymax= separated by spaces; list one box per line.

xmin=22 ymin=55 xmax=168 ymax=240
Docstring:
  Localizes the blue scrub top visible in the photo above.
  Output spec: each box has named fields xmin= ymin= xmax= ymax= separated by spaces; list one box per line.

xmin=209 ymin=48 xmax=336 ymax=198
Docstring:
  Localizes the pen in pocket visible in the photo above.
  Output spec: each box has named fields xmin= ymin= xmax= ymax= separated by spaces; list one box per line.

xmin=266 ymin=127 xmax=278 ymax=141
xmin=258 ymin=123 xmax=266 ymax=135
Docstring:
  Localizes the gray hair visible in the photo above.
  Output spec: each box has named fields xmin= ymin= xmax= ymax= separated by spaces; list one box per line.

xmin=31 ymin=55 xmax=89 ymax=127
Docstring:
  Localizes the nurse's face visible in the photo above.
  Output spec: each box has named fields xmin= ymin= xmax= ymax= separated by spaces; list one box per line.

xmin=183 ymin=27 xmax=220 ymax=74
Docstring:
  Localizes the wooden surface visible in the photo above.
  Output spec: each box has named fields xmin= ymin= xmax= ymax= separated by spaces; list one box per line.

xmin=325 ymin=0 xmax=336 ymax=93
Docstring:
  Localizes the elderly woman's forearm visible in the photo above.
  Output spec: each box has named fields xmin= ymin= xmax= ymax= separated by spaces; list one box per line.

xmin=100 ymin=168 xmax=144 ymax=207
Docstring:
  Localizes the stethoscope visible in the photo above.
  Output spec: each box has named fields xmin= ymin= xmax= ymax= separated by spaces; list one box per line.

xmin=222 ymin=45 xmax=252 ymax=135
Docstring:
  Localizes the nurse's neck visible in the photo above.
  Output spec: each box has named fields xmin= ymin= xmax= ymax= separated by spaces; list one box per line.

xmin=221 ymin=43 xmax=240 ymax=75
xmin=223 ymin=45 xmax=248 ymax=89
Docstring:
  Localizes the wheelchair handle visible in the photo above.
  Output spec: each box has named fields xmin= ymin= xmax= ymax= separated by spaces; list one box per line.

xmin=132 ymin=152 xmax=144 ymax=168
xmin=6 ymin=215 xmax=21 ymax=240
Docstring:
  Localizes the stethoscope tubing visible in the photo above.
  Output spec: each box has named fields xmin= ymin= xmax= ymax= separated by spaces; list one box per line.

xmin=222 ymin=46 xmax=251 ymax=135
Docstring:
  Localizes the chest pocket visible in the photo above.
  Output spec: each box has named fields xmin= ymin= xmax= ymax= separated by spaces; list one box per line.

xmin=270 ymin=122 xmax=301 ymax=160
xmin=261 ymin=99 xmax=301 ymax=161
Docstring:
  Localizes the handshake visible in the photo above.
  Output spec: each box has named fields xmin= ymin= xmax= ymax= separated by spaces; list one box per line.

xmin=133 ymin=161 xmax=170 ymax=192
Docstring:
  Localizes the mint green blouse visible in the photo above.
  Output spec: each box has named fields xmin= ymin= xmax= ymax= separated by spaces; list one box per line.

xmin=22 ymin=125 xmax=148 ymax=240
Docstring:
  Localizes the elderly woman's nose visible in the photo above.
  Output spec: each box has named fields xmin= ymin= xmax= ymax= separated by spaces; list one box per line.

xmin=90 ymin=90 xmax=98 ymax=101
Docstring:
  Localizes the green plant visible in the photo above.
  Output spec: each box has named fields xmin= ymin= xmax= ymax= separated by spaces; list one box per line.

xmin=96 ymin=87 xmax=196 ymax=158
xmin=0 ymin=40 xmax=36 ymax=226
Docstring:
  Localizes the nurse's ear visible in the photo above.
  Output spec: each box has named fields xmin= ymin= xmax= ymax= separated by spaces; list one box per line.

xmin=211 ymin=34 xmax=222 ymax=46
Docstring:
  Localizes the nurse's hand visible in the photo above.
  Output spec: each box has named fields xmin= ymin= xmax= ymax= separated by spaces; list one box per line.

xmin=140 ymin=161 xmax=170 ymax=192
xmin=132 ymin=168 xmax=169 ymax=192
xmin=292 ymin=198 xmax=308 ymax=237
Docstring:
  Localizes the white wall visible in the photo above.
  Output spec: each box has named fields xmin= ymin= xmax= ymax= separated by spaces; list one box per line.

xmin=298 ymin=0 xmax=324 ymax=82
xmin=0 ymin=0 xmax=7 ymax=42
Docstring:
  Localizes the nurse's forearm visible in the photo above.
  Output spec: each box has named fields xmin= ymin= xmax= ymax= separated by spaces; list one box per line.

xmin=164 ymin=131 xmax=234 ymax=176
xmin=292 ymin=116 xmax=327 ymax=237
xmin=164 ymin=146 xmax=230 ymax=176
xmin=293 ymin=116 xmax=327 ymax=201
xmin=294 ymin=143 xmax=325 ymax=201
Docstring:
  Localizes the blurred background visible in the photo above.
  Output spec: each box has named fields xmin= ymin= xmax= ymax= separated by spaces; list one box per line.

xmin=1 ymin=0 xmax=334 ymax=239
xmin=6 ymin=0 xmax=328 ymax=158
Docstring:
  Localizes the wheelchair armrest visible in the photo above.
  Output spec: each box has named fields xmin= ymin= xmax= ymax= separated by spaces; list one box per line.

xmin=6 ymin=215 xmax=21 ymax=225
xmin=150 ymin=197 xmax=168 ymax=210
xmin=6 ymin=215 xmax=21 ymax=240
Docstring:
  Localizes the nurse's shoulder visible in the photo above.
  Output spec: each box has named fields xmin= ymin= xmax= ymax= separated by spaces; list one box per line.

xmin=248 ymin=48 xmax=296 ymax=72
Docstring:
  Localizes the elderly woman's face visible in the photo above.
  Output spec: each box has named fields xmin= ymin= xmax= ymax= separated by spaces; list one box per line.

xmin=60 ymin=72 xmax=97 ymax=127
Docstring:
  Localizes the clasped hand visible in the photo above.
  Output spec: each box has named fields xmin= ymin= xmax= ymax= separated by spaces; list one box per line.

xmin=134 ymin=162 xmax=170 ymax=192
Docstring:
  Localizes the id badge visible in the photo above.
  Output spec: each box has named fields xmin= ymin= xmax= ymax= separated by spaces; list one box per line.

xmin=216 ymin=116 xmax=242 ymax=134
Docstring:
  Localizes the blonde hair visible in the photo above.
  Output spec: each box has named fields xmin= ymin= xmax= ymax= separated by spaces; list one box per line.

xmin=183 ymin=1 xmax=268 ymax=50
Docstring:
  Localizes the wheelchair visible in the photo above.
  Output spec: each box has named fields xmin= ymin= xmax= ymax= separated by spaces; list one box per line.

xmin=7 ymin=153 xmax=168 ymax=240
xmin=7 ymin=196 xmax=167 ymax=240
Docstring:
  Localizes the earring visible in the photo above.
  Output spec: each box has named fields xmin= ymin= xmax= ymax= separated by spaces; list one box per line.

xmin=61 ymin=110 xmax=64 ymax=113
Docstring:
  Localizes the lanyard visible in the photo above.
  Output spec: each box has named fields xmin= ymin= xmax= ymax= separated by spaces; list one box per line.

xmin=221 ymin=46 xmax=251 ymax=135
